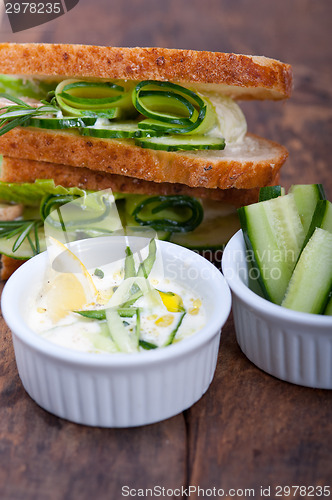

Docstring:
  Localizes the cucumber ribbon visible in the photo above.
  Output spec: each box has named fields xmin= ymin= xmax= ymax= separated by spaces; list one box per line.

xmin=133 ymin=81 xmax=206 ymax=132
xmin=55 ymin=79 xmax=213 ymax=134
xmin=41 ymin=192 xmax=113 ymax=230
xmin=0 ymin=78 xmax=223 ymax=149
xmin=74 ymin=239 xmax=186 ymax=351
xmin=55 ymin=80 xmax=134 ymax=119
xmin=133 ymin=80 xmax=217 ymax=135
xmin=132 ymin=195 xmax=204 ymax=233
xmin=0 ymin=180 xmax=204 ymax=256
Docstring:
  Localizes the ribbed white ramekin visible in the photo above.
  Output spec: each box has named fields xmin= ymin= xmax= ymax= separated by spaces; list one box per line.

xmin=2 ymin=237 xmax=231 ymax=427
xmin=222 ymin=230 xmax=332 ymax=389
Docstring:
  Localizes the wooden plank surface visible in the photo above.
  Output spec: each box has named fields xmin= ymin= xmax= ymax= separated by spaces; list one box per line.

xmin=0 ymin=286 xmax=187 ymax=500
xmin=0 ymin=1 xmax=331 ymax=498
xmin=187 ymin=315 xmax=332 ymax=494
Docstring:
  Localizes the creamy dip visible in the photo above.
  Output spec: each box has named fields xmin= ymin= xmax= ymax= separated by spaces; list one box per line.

xmin=26 ymin=257 xmax=206 ymax=354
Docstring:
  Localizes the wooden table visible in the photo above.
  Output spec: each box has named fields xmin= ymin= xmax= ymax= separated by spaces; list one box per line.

xmin=0 ymin=1 xmax=331 ymax=498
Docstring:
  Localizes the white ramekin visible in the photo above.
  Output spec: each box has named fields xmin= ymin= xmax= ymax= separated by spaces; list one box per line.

xmin=222 ymin=230 xmax=332 ymax=389
xmin=1 ymin=237 xmax=231 ymax=427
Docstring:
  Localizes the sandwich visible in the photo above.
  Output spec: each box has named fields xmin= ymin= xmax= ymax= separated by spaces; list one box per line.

xmin=0 ymin=43 xmax=292 ymax=279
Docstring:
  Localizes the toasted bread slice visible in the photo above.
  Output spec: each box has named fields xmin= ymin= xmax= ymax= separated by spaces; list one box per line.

xmin=0 ymin=156 xmax=279 ymax=280
xmin=0 ymin=129 xmax=287 ymax=190
xmin=1 ymin=156 xmax=279 ymax=205
xmin=0 ymin=43 xmax=292 ymax=100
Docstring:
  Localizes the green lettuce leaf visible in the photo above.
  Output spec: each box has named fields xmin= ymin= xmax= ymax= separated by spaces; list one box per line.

xmin=0 ymin=179 xmax=88 ymax=206
xmin=0 ymin=75 xmax=57 ymax=100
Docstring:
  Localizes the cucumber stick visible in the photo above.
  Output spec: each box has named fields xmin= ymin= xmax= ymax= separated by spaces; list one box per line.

xmin=302 ymin=200 xmax=332 ymax=249
xmin=324 ymin=294 xmax=332 ymax=315
xmin=238 ymin=193 xmax=305 ymax=304
xmin=281 ymin=228 xmax=332 ymax=314
xmin=289 ymin=184 xmax=326 ymax=234
xmin=258 ymin=185 xmax=285 ymax=202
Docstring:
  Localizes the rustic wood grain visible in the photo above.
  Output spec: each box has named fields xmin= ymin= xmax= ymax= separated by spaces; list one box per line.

xmin=0 ymin=0 xmax=331 ymax=498
xmin=0 ymin=283 xmax=187 ymax=499
xmin=186 ymin=315 xmax=332 ymax=494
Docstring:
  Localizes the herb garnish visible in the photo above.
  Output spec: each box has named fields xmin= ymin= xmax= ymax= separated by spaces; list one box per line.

xmin=0 ymin=219 xmax=43 ymax=255
xmin=0 ymin=93 xmax=58 ymax=136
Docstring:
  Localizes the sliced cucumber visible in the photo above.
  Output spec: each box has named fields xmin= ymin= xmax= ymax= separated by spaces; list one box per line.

xmin=0 ymin=227 xmax=46 ymax=259
xmin=238 ymin=193 xmax=305 ymax=304
xmin=258 ymin=185 xmax=285 ymax=202
xmin=324 ymin=293 xmax=332 ymax=315
xmin=26 ymin=116 xmax=97 ymax=129
xmin=123 ymin=196 xmax=239 ymax=250
xmin=289 ymin=184 xmax=326 ymax=234
xmin=56 ymin=98 xmax=123 ymax=119
xmin=135 ymin=134 xmax=225 ymax=151
xmin=281 ymin=228 xmax=332 ymax=314
xmin=132 ymin=80 xmax=208 ymax=134
xmin=116 ymin=197 xmax=170 ymax=241
xmin=55 ymin=79 xmax=136 ymax=119
xmin=106 ymin=308 xmax=139 ymax=353
xmin=302 ymin=200 xmax=332 ymax=250
xmin=137 ymin=95 xmax=217 ymax=136
xmin=80 ymin=122 xmax=161 ymax=139
xmin=171 ymin=201 xmax=240 ymax=250
xmin=90 ymin=321 xmax=119 ymax=353
xmin=121 ymin=193 xmax=203 ymax=234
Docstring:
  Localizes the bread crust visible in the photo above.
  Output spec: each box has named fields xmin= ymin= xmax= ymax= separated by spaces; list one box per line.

xmin=0 ymin=128 xmax=287 ymax=190
xmin=2 ymin=156 xmax=276 ymax=206
xmin=0 ymin=154 xmax=279 ymax=281
xmin=0 ymin=43 xmax=292 ymax=100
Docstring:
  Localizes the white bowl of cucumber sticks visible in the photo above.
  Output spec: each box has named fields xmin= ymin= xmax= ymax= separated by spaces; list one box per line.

xmin=222 ymin=184 xmax=332 ymax=389
xmin=2 ymin=235 xmax=231 ymax=427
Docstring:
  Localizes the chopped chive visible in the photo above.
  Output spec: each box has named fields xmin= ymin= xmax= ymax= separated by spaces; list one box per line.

xmin=163 ymin=312 xmax=186 ymax=347
xmin=139 ymin=339 xmax=158 ymax=350
xmin=135 ymin=307 xmax=141 ymax=342
xmin=75 ymin=309 xmax=106 ymax=320
xmin=94 ymin=268 xmax=104 ymax=279
xmin=74 ymin=307 xmax=139 ymax=320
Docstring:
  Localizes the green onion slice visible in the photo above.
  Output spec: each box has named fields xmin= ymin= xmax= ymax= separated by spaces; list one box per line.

xmin=139 ymin=339 xmax=158 ymax=350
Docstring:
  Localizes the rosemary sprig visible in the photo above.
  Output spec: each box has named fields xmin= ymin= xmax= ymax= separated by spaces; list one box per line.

xmin=0 ymin=219 xmax=43 ymax=255
xmin=0 ymin=93 xmax=59 ymax=136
